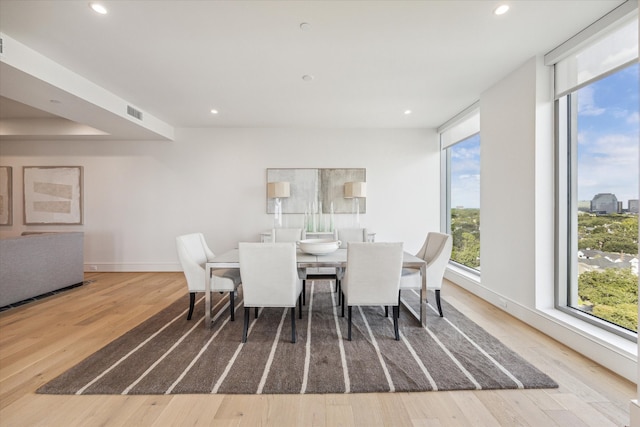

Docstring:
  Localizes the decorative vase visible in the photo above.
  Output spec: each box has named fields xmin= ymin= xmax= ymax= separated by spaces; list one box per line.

xmin=330 ymin=202 xmax=335 ymax=232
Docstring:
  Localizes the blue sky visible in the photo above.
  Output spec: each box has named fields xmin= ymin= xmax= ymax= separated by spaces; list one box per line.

xmin=449 ymin=62 xmax=639 ymax=210
xmin=577 ymin=62 xmax=639 ymax=206
xmin=450 ymin=133 xmax=480 ymax=209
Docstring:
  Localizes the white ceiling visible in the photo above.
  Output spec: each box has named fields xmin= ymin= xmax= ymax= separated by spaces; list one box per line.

xmin=0 ymin=0 xmax=627 ymax=139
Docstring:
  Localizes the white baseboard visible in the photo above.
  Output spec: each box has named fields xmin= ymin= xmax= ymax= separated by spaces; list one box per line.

xmin=630 ymin=399 xmax=640 ymax=427
xmin=84 ymin=263 xmax=181 ymax=272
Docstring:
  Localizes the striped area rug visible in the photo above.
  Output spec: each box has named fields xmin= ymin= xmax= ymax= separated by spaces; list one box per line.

xmin=38 ymin=281 xmax=557 ymax=395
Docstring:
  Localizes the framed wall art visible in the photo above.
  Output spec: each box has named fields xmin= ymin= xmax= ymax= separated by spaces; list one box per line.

xmin=266 ymin=168 xmax=366 ymax=214
xmin=0 ymin=166 xmax=12 ymax=225
xmin=23 ymin=166 xmax=83 ymax=225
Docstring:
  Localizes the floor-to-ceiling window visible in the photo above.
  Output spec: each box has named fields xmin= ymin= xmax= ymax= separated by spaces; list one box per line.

xmin=440 ymin=108 xmax=480 ymax=272
xmin=553 ymin=11 xmax=638 ymax=336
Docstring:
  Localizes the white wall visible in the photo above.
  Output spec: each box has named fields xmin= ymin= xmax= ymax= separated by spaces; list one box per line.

xmin=0 ymin=127 xmax=440 ymax=270
xmin=481 ymin=57 xmax=539 ymax=306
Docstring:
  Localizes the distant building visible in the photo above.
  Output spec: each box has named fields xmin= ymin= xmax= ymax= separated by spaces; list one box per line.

xmin=591 ymin=193 xmax=618 ymax=214
xmin=577 ymin=200 xmax=591 ymax=212
xmin=629 ymin=199 xmax=639 ymax=213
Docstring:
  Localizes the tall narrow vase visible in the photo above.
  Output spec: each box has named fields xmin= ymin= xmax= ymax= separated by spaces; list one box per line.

xmin=330 ymin=202 xmax=335 ymax=232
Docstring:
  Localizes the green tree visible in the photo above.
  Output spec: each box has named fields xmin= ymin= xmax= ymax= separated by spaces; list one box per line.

xmin=578 ymin=268 xmax=638 ymax=331
xmin=592 ymin=303 xmax=637 ymax=331
xmin=451 ymin=232 xmax=480 ymax=268
xmin=450 ymin=208 xmax=480 ymax=268
xmin=578 ymin=213 xmax=638 ymax=253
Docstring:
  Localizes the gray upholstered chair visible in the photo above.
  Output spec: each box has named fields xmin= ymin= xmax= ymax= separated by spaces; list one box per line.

xmin=341 ymin=242 xmax=404 ymax=341
xmin=176 ymin=233 xmax=241 ymax=321
xmin=399 ymin=232 xmax=452 ymax=317
xmin=238 ymin=242 xmax=303 ymax=343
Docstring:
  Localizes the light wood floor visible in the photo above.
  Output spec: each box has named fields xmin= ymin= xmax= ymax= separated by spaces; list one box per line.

xmin=0 ymin=272 xmax=634 ymax=426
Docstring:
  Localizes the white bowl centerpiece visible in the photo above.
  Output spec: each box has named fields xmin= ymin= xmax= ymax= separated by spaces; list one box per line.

xmin=296 ymin=238 xmax=342 ymax=255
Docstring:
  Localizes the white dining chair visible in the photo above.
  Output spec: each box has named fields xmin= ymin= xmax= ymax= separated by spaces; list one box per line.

xmin=272 ymin=228 xmax=312 ymax=304
xmin=271 ymin=228 xmax=303 ymax=243
xmin=298 ymin=229 xmax=339 ymax=300
xmin=337 ymin=228 xmax=369 ymax=248
xmin=341 ymin=242 xmax=404 ymax=341
xmin=238 ymin=242 xmax=303 ymax=343
xmin=334 ymin=228 xmax=368 ymax=303
xmin=176 ymin=233 xmax=241 ymax=321
xmin=399 ymin=232 xmax=452 ymax=317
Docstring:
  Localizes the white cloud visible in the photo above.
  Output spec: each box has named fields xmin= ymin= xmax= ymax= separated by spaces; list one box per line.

xmin=577 ymin=86 xmax=605 ymax=116
xmin=450 ymin=145 xmax=480 ymax=160
xmin=577 ymin=133 xmax=639 ymax=202
xmin=450 ymin=174 xmax=480 ymax=208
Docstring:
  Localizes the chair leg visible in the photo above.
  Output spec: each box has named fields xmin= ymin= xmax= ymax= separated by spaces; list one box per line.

xmin=242 ymin=307 xmax=250 ymax=343
xmin=187 ymin=292 xmax=196 ymax=320
xmin=348 ymin=306 xmax=353 ymax=341
xmin=435 ymin=289 xmax=443 ymax=317
xmin=397 ymin=290 xmax=401 ymax=318
xmin=255 ymin=307 xmax=259 ymax=318
xmin=385 ymin=306 xmax=389 ymax=317
xmin=302 ymin=280 xmax=306 ymax=306
xmin=341 ymin=293 xmax=345 ymax=317
xmin=291 ymin=307 xmax=297 ymax=343
xmin=298 ymin=294 xmax=302 ymax=319
xmin=230 ymin=291 xmax=235 ymax=321
xmin=393 ymin=305 xmax=399 ymax=340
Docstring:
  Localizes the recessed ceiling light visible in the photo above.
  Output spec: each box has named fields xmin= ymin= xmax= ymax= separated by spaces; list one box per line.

xmin=404 ymin=110 xmax=412 ymax=115
xmin=494 ymin=4 xmax=509 ymax=15
xmin=302 ymin=75 xmax=314 ymax=82
xmin=300 ymin=22 xmax=312 ymax=31
xmin=89 ymin=2 xmax=108 ymax=14
xmin=210 ymin=109 xmax=219 ymax=115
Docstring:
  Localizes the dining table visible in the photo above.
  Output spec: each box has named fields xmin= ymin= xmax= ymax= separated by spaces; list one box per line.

xmin=205 ymin=247 xmax=427 ymax=329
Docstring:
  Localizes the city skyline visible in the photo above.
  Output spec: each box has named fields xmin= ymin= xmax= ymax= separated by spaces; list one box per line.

xmin=584 ymin=192 xmax=638 ymax=214
xmin=579 ymin=192 xmax=638 ymax=204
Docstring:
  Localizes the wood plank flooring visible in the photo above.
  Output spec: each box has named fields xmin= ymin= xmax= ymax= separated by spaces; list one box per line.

xmin=0 ymin=272 xmax=634 ymax=426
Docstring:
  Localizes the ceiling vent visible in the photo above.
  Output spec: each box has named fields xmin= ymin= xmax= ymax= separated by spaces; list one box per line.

xmin=0 ymin=36 xmax=3 ymax=55
xmin=127 ymin=105 xmax=143 ymax=121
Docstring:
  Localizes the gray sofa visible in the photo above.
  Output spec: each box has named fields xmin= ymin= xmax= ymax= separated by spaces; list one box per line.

xmin=0 ymin=232 xmax=84 ymax=307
